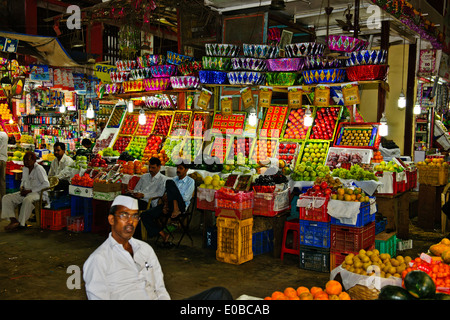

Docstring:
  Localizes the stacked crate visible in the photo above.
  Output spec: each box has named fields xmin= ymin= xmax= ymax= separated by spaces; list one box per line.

xmin=329 ymin=200 xmax=376 ymax=271
xmin=215 ymin=190 xmax=254 ymax=265
xmin=297 ymin=195 xmax=331 ymax=273
xmin=69 ymin=188 xmax=94 ymax=233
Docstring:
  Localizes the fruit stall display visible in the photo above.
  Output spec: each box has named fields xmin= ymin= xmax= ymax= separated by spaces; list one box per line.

xmin=296 ymin=141 xmax=330 ymax=167
xmin=309 ymin=106 xmax=342 ymax=141
xmin=189 ymin=111 xmax=210 ymax=138
xmin=333 ymin=122 xmax=381 ymax=149
xmin=278 ymin=141 xmax=301 ymax=168
xmin=211 ymin=112 xmax=246 ymax=136
xmin=106 ymin=105 xmax=126 ymax=128
xmin=250 ymin=139 xmax=278 ymax=164
xmin=264 ymin=280 xmax=351 ymax=300
xmin=141 ymin=135 xmax=165 ymax=162
xmin=113 ymin=135 xmax=132 ymax=153
xmin=206 ymin=136 xmax=231 ymax=164
xmin=326 ymin=147 xmax=374 ymax=170
xmin=119 ymin=114 xmax=139 ymax=135
xmin=282 ymin=107 xmax=312 ymax=141
xmin=161 ymin=137 xmax=184 ymax=162
xmin=169 ymin=111 xmax=192 ymax=137
xmin=229 ymin=136 xmax=254 ymax=159
xmin=152 ymin=112 xmax=174 ymax=136
xmin=260 ymin=105 xmax=289 ymax=138
xmin=179 ymin=137 xmax=204 ymax=163
xmin=135 ymin=112 xmax=157 ymax=136
xmin=125 ymin=136 xmax=148 ymax=160
xmin=4 ymin=122 xmax=21 ymax=141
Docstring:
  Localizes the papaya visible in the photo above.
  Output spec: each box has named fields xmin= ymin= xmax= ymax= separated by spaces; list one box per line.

xmin=403 ymin=270 xmax=436 ymax=299
xmin=429 ymin=243 xmax=450 ymax=256
xmin=442 ymin=249 xmax=450 ymax=264
xmin=378 ymin=285 xmax=414 ymax=300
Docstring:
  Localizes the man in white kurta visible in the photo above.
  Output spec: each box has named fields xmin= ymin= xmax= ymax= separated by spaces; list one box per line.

xmin=1 ymin=151 xmax=50 ymax=230
xmin=0 ymin=130 xmax=8 ymax=203
xmin=48 ymin=142 xmax=74 ymax=192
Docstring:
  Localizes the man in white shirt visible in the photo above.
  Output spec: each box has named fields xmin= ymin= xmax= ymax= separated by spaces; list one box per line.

xmin=0 ymin=129 xmax=8 ymax=203
xmin=83 ymin=195 xmax=232 ymax=300
xmin=1 ymin=151 xmax=50 ymax=230
xmin=48 ymin=142 xmax=74 ymax=192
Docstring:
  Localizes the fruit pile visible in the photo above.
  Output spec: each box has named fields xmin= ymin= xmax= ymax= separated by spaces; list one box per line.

xmin=326 ymin=151 xmax=364 ymax=169
xmin=417 ymin=157 xmax=448 ymax=167
xmin=190 ymin=112 xmax=208 ymax=137
xmin=283 ymin=107 xmax=310 ymax=140
xmin=135 ymin=113 xmax=156 ymax=136
xmin=380 ymin=270 xmax=450 ymax=300
xmin=341 ymin=249 xmax=411 ymax=278
xmin=231 ymin=137 xmax=252 ymax=158
xmin=403 ymin=254 xmax=450 ymax=290
xmin=264 ymin=280 xmax=351 ymax=300
xmin=253 ymin=173 xmax=288 ymax=193
xmin=88 ymin=154 xmax=108 ymax=168
xmin=142 ymin=135 xmax=166 ymax=163
xmin=181 ymin=139 xmax=203 ymax=162
xmin=371 ymin=150 xmax=383 ymax=163
xmin=70 ymin=156 xmax=88 ymax=169
xmin=199 ymin=174 xmax=226 ymax=190
xmin=314 ymin=174 xmax=342 ymax=189
xmin=107 ymin=106 xmax=125 ymax=128
xmin=153 ymin=114 xmax=173 ymax=136
xmin=331 ymin=164 xmax=378 ymax=181
xmin=120 ymin=114 xmax=138 ymax=135
xmin=125 ymin=136 xmax=147 ymax=159
xmin=337 ymin=127 xmax=373 ymax=147
xmin=278 ymin=142 xmax=298 ymax=166
xmin=291 ymin=163 xmax=330 ymax=182
xmin=161 ymin=138 xmax=183 ymax=162
xmin=121 ymin=160 xmax=149 ymax=175
xmin=331 ymin=187 xmax=370 ymax=202
xmin=100 ymin=147 xmax=120 ymax=157
xmin=93 ymin=133 xmax=115 ymax=153
xmin=210 ymin=137 xmax=230 ymax=163
xmin=302 ymin=180 xmax=333 ymax=198
xmin=374 ymin=160 xmax=405 ymax=172
xmin=170 ymin=112 xmax=191 ymax=136
xmin=300 ymin=142 xmax=329 ymax=166
xmin=429 ymin=238 xmax=450 ymax=263
xmin=260 ymin=105 xmax=288 ymax=138
xmin=309 ymin=107 xmax=340 ymax=140
xmin=113 ymin=136 xmax=131 ymax=153
xmin=251 ymin=139 xmax=277 ymax=163
xmin=71 ymin=173 xmax=93 ymax=187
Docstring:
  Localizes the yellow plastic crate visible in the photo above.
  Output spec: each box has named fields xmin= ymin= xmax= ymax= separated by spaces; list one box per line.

xmin=216 ymin=217 xmax=253 ymax=265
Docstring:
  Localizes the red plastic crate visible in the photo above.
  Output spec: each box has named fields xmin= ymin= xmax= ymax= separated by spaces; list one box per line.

xmin=197 ymin=198 xmax=215 ymax=211
xmin=215 ymin=207 xmax=253 ymax=220
xmin=330 ymin=222 xmax=375 ymax=254
xmin=375 ymin=171 xmax=398 ymax=196
xmin=41 ymin=208 xmax=71 ymax=230
xmin=330 ymin=245 xmax=376 ymax=271
xmin=298 ymin=196 xmax=330 ymax=222
xmin=253 ymin=189 xmax=290 ymax=217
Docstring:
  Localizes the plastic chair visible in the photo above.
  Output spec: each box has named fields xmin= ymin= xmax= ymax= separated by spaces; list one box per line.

xmin=280 ymin=219 xmax=300 ymax=260
xmin=35 ymin=176 xmax=59 ymax=227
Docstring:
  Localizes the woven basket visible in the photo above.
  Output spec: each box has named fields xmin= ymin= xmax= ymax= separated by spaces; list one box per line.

xmin=418 ymin=166 xmax=449 ymax=186
xmin=348 ymin=284 xmax=379 ymax=300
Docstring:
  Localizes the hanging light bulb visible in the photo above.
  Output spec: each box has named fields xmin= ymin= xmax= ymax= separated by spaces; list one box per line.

xmin=398 ymin=89 xmax=406 ymax=109
xmin=413 ymin=102 xmax=421 ymax=115
xmin=304 ymin=106 xmax=313 ymax=127
xmin=86 ymin=102 xmax=95 ymax=119
xmin=138 ymin=108 xmax=146 ymax=125
xmin=248 ymin=107 xmax=258 ymax=126
xmin=379 ymin=113 xmax=388 ymax=137
xmin=59 ymin=104 xmax=66 ymax=113
xmin=127 ymin=99 xmax=134 ymax=113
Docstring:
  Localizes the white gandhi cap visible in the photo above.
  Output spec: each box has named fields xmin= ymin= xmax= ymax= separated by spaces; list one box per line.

xmin=111 ymin=195 xmax=139 ymax=210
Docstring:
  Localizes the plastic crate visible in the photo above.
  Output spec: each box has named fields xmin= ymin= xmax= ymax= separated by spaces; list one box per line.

xmin=215 ymin=190 xmax=254 ymax=210
xmin=215 ymin=207 xmax=253 ymax=220
xmin=299 ymin=245 xmax=330 ymax=273
xmin=50 ymin=194 xmax=71 ymax=210
xmin=375 ymin=216 xmax=387 ymax=235
xmin=330 ymin=202 xmax=374 ymax=227
xmin=375 ymin=231 xmax=397 ymax=257
xmin=41 ymin=208 xmax=71 ymax=230
xmin=252 ymin=229 xmax=274 ymax=256
xmin=330 ymin=222 xmax=376 ymax=254
xmin=197 ymin=198 xmax=215 ymax=211
xmin=330 ymin=245 xmax=376 ymax=271
xmin=298 ymin=196 xmax=330 ymax=222
xmin=197 ymin=188 xmax=216 ymax=211
xmin=299 ymin=220 xmax=331 ymax=248
xmin=5 ymin=175 xmax=20 ymax=189
xmin=216 ymin=217 xmax=253 ymax=265
xmin=70 ymin=195 xmax=93 ymax=217
xmin=67 ymin=216 xmax=85 ymax=233
xmin=253 ymin=189 xmax=290 ymax=217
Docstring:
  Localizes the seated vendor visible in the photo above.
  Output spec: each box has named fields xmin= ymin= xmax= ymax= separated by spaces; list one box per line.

xmin=1 ymin=151 xmax=50 ymax=231
xmin=48 ymin=142 xmax=74 ymax=193
xmin=73 ymin=138 xmax=93 ymax=160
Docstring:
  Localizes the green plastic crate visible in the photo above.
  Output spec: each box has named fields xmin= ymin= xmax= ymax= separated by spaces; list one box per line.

xmin=375 ymin=232 xmax=397 ymax=257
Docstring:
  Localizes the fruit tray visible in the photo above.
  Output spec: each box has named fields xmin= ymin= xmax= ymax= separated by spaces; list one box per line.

xmin=169 ymin=111 xmax=192 ymax=137
xmin=260 ymin=105 xmax=289 ymax=138
xmin=113 ymin=135 xmax=132 ymax=154
xmin=152 ymin=112 xmax=174 ymax=136
xmin=211 ymin=112 xmax=246 ymax=135
xmin=333 ymin=122 xmax=381 ymax=150
xmin=106 ymin=105 xmax=125 ymax=128
xmin=179 ymin=137 xmax=203 ymax=163
xmin=189 ymin=111 xmax=209 ymax=137
xmin=308 ymin=106 xmax=343 ymax=141
xmin=206 ymin=136 xmax=231 ymax=163
xmin=135 ymin=112 xmax=157 ymax=136
xmin=228 ymin=136 xmax=254 ymax=159
xmin=250 ymin=139 xmax=279 ymax=164
xmin=119 ymin=114 xmax=138 ymax=135
xmin=278 ymin=141 xmax=301 ymax=167
xmin=296 ymin=140 xmax=330 ymax=167
xmin=282 ymin=106 xmax=314 ymax=141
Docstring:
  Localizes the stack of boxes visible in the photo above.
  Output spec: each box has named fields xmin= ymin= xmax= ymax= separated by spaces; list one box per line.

xmin=68 ymin=184 xmax=94 ymax=233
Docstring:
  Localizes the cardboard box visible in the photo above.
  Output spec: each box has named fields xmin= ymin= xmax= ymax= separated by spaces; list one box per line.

xmin=93 ymin=191 xmax=121 ymax=201
xmin=69 ymin=185 xmax=93 ymax=198
xmin=93 ymin=182 xmax=122 ymax=193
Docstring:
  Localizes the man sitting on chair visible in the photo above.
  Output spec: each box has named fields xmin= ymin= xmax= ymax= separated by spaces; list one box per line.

xmin=1 ymin=151 xmax=50 ymax=231
xmin=140 ymin=162 xmax=195 ymax=245
xmin=48 ymin=142 xmax=74 ymax=193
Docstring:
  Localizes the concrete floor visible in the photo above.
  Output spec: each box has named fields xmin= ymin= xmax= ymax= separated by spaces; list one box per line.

xmin=0 ymin=204 xmax=446 ymax=300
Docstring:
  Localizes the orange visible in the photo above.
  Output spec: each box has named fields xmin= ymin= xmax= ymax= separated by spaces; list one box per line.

xmin=314 ymin=292 xmax=329 ymax=300
xmin=310 ymin=286 xmax=323 ymax=296
xmin=299 ymin=292 xmax=314 ymax=300
xmin=338 ymin=292 xmax=351 ymax=300
xmin=329 ymin=294 xmax=340 ymax=300
xmin=289 ymin=295 xmax=300 ymax=300
xmin=296 ymin=286 xmax=310 ymax=296
xmin=264 ymin=296 xmax=272 ymax=300
xmin=284 ymin=287 xmax=298 ymax=298
xmin=271 ymin=291 xmax=287 ymax=300
xmin=325 ymin=280 xmax=342 ymax=296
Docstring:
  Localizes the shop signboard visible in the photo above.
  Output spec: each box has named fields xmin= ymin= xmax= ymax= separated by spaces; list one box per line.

xmin=418 ymin=49 xmax=437 ymax=76
xmin=94 ymin=64 xmax=117 ymax=84
xmin=0 ymin=37 xmax=18 ymax=53
xmin=30 ymin=65 xmax=50 ymax=82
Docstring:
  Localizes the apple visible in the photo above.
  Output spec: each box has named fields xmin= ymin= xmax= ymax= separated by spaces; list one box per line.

xmin=309 ymin=107 xmax=340 ymax=140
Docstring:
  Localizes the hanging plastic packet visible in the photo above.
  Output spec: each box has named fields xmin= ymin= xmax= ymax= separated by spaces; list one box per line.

xmin=288 ymin=86 xmax=303 ymax=108
xmin=240 ymin=87 xmax=254 ymax=109
xmin=341 ymin=82 xmax=360 ymax=106
xmin=314 ymin=84 xmax=330 ymax=107
xmin=197 ymin=88 xmax=213 ymax=110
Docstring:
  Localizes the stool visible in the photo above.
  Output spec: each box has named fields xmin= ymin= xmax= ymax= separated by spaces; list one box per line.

xmin=280 ymin=219 xmax=300 ymax=260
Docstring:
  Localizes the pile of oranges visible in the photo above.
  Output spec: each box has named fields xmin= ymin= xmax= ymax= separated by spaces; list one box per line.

xmin=371 ymin=150 xmax=383 ymax=163
xmin=264 ymin=280 xmax=351 ymax=300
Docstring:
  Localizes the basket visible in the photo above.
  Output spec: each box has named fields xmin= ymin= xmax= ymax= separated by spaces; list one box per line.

xmin=348 ymin=284 xmax=379 ymax=300
xmin=345 ymin=50 xmax=387 ymax=66
xmin=265 ymin=58 xmax=304 ymax=72
xmin=199 ymin=70 xmax=228 ymax=84
xmin=177 ymin=61 xmax=203 ymax=76
xmin=227 ymin=71 xmax=266 ymax=85
xmin=304 ymin=55 xmax=343 ymax=70
xmin=202 ymin=56 xmax=232 ymax=71
xmin=327 ymin=35 xmax=369 ymax=52
xmin=299 ymin=245 xmax=330 ymax=273
xmin=216 ymin=217 xmax=253 ymax=265
xmin=231 ymin=57 xmax=267 ymax=71
xmin=41 ymin=208 xmax=71 ymax=231
xmin=330 ymin=222 xmax=376 ymax=253
xmin=299 ymin=220 xmax=331 ymax=248
xmin=144 ymin=78 xmax=171 ymax=91
xmin=253 ymin=189 xmax=290 ymax=217
xmin=284 ymin=42 xmax=325 ymax=57
xmin=149 ymin=64 xmax=177 ymax=78
xmin=302 ymin=68 xmax=346 ymax=84
xmin=242 ymin=44 xmax=279 ymax=59
xmin=346 ymin=65 xmax=389 ymax=81
xmin=170 ymin=76 xmax=200 ymax=89
xmin=418 ymin=165 xmax=449 ymax=186
xmin=266 ymin=72 xmax=298 ymax=86
xmin=166 ymin=51 xmax=194 ymax=65
xmin=205 ymin=43 xmax=240 ymax=57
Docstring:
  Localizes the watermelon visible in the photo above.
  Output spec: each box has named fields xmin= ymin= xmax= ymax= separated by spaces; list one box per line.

xmin=378 ymin=285 xmax=414 ymax=300
xmin=435 ymin=293 xmax=450 ymax=300
xmin=403 ymin=270 xmax=436 ymax=299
